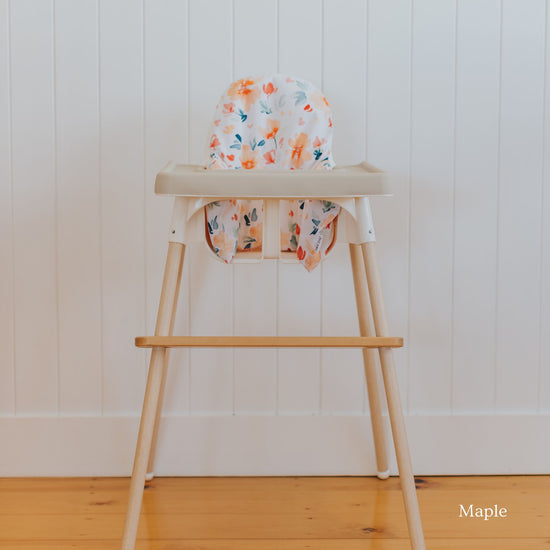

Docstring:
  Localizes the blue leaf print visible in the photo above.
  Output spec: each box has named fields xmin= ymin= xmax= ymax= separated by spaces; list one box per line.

xmin=295 ymin=80 xmax=308 ymax=91
xmin=244 ymin=214 xmax=251 ymax=226
xmin=211 ymin=216 xmax=218 ymax=230
xmin=293 ymin=90 xmax=307 ymax=106
xmin=250 ymin=208 xmax=258 ymax=222
xmin=312 ymin=218 xmax=320 ymax=226
xmin=259 ymin=100 xmax=272 ymax=115
xmin=290 ymin=234 xmax=298 ymax=248
xmin=230 ymin=143 xmax=241 ymax=150
xmin=250 ymin=137 xmax=257 ymax=151
xmin=236 ymin=133 xmax=242 ymax=142
xmin=278 ymin=95 xmax=287 ymax=108
xmin=257 ymin=139 xmax=265 ymax=147
xmin=313 ymin=148 xmax=322 ymax=160
xmin=243 ymin=242 xmax=251 ymax=250
xmin=238 ymin=110 xmax=247 ymax=122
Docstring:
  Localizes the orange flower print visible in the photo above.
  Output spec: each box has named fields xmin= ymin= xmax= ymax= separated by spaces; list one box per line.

xmin=304 ymin=104 xmax=313 ymax=112
xmin=313 ymin=136 xmax=325 ymax=148
xmin=288 ymin=132 xmax=313 ymax=169
xmin=240 ymin=145 xmax=258 ymax=170
xmin=223 ymin=103 xmax=235 ymax=114
xmin=296 ymin=223 xmax=301 ymax=235
xmin=223 ymin=124 xmax=234 ymax=134
xmin=226 ymin=154 xmax=235 ymax=161
xmin=263 ymin=150 xmax=276 ymax=164
xmin=210 ymin=134 xmax=220 ymax=148
xmin=213 ymin=231 xmax=236 ymax=260
xmin=310 ymin=90 xmax=331 ymax=115
xmin=249 ymin=224 xmax=262 ymax=242
xmin=297 ymin=246 xmax=306 ymax=261
xmin=228 ymin=78 xmax=261 ymax=110
xmin=304 ymin=248 xmax=322 ymax=271
xmin=262 ymin=82 xmax=277 ymax=94
xmin=322 ymin=213 xmax=336 ymax=229
xmin=261 ymin=118 xmax=280 ymax=140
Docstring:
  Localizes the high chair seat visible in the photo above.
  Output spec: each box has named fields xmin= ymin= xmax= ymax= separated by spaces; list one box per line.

xmin=155 ymin=161 xmax=390 ymax=261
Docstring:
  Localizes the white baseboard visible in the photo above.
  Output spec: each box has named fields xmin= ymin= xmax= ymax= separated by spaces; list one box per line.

xmin=1 ymin=414 xmax=549 ymax=476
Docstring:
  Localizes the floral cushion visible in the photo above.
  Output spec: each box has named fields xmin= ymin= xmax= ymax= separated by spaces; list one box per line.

xmin=205 ymin=74 xmax=340 ymax=271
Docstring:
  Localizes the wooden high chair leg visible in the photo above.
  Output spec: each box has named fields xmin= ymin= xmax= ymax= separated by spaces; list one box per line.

xmin=349 ymin=243 xmax=390 ymax=479
xmin=361 ymin=241 xmax=426 ymax=550
xmin=121 ymin=242 xmax=185 ymax=550
xmin=146 ymin=244 xmax=186 ymax=481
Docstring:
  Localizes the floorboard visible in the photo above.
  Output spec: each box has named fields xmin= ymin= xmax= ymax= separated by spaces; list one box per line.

xmin=0 ymin=476 xmax=548 ymax=548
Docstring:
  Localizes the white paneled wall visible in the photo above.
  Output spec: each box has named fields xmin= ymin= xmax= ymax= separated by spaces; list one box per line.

xmin=1 ymin=0 xmax=550 ymax=476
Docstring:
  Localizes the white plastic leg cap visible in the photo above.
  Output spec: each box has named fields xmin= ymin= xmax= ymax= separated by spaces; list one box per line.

xmin=377 ymin=469 xmax=390 ymax=480
xmin=145 ymin=472 xmax=154 ymax=482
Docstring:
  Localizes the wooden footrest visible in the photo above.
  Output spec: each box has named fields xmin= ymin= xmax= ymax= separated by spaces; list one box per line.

xmin=135 ymin=336 xmax=403 ymax=349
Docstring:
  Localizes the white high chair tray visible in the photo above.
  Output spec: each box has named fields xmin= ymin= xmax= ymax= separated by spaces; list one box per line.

xmin=155 ymin=161 xmax=391 ymax=198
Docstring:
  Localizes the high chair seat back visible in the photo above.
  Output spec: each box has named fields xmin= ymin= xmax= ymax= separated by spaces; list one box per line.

xmin=205 ymin=74 xmax=339 ymax=271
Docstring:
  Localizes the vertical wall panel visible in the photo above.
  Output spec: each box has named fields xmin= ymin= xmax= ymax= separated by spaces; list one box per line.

xmin=188 ymin=0 xmax=234 ymax=414
xmin=366 ymin=0 xmax=412 ymax=411
xmin=100 ymin=0 xmax=146 ymax=414
xmin=452 ymin=0 xmax=500 ymax=413
xmin=321 ymin=0 xmax=367 ymax=415
xmin=234 ymin=261 xmax=278 ymax=414
xmin=277 ymin=0 xmax=323 ymax=414
xmin=234 ymin=0 xmax=277 ymax=77
xmin=277 ymin=262 xmax=321 ymax=413
xmin=144 ymin=0 xmax=189 ymax=415
xmin=541 ymin=0 xmax=550 ymax=413
xmin=0 ymin=0 xmax=15 ymax=414
xmin=188 ymin=246 xmax=234 ymax=414
xmin=11 ymin=0 xmax=58 ymax=414
xmin=55 ymin=0 xmax=102 ymax=414
xmin=408 ymin=0 xmax=456 ymax=414
xmin=278 ymin=0 xmax=322 ymax=84
xmin=320 ymin=245 xmax=365 ymax=414
xmin=232 ymin=0 xmax=279 ymax=415
xmin=496 ymin=0 xmax=545 ymax=411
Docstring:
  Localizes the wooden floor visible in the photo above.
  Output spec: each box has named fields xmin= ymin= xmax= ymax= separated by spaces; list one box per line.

xmin=0 ymin=475 xmax=549 ymax=549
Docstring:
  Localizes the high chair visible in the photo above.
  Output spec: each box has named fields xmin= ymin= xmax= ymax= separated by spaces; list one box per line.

xmin=121 ymin=75 xmax=426 ymax=550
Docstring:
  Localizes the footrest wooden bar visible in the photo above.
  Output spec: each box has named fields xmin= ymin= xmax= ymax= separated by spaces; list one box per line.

xmin=135 ymin=336 xmax=403 ymax=348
